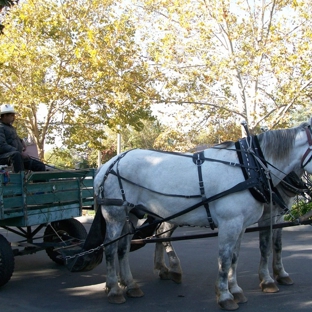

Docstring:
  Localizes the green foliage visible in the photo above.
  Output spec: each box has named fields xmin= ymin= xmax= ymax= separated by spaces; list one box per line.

xmin=121 ymin=119 xmax=163 ymax=150
xmin=0 ymin=0 xmax=159 ymax=159
xmin=1 ymin=0 xmax=312 ymax=159
xmin=284 ymin=197 xmax=312 ymax=221
xmin=284 ymin=173 xmax=312 ymax=221
xmin=45 ymin=147 xmax=98 ymax=169
xmin=0 ymin=0 xmax=16 ymax=9
xmin=133 ymin=0 xmax=312 ymax=133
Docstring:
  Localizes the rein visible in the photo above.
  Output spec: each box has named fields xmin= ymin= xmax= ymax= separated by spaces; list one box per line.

xmin=130 ymin=218 xmax=312 ymax=246
xmin=147 ymin=148 xmax=258 ymax=170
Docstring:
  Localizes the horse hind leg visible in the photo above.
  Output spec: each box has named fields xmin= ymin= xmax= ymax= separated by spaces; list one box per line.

xmin=153 ymin=223 xmax=182 ymax=283
xmin=104 ymin=241 xmax=127 ymax=304
xmin=103 ymin=207 xmax=143 ymax=304
xmin=154 ymin=241 xmax=182 ymax=283
xmin=272 ymin=229 xmax=293 ymax=286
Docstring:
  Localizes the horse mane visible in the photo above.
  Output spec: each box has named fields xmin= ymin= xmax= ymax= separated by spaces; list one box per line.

xmin=257 ymin=122 xmax=310 ymax=161
xmin=213 ymin=141 xmax=234 ymax=149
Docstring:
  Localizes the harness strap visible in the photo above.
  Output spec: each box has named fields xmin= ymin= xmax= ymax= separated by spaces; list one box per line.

xmin=193 ymin=151 xmax=215 ymax=230
xmin=148 ymin=148 xmax=257 ymax=169
xmin=107 ymin=169 xmax=202 ymax=199
xmin=116 ymin=161 xmax=126 ymax=202
xmin=126 ymin=177 xmax=262 ymax=233
xmin=96 ymin=176 xmax=261 ymax=233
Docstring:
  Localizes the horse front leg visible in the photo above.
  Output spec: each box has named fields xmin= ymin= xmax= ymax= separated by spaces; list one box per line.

xmin=216 ymin=226 xmax=245 ymax=311
xmin=258 ymin=228 xmax=279 ymax=293
xmin=154 ymin=223 xmax=182 ymax=283
xmin=272 ymin=229 xmax=293 ymax=286
xmin=118 ymin=222 xmax=144 ymax=298
xmin=228 ymin=232 xmax=247 ymax=304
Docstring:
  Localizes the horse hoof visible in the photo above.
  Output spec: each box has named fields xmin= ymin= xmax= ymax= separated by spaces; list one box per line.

xmin=276 ymin=276 xmax=294 ymax=286
xmin=260 ymin=282 xmax=279 ymax=293
xmin=169 ymin=272 xmax=182 ymax=284
xmin=232 ymin=292 xmax=247 ymax=304
xmin=126 ymin=287 xmax=144 ymax=298
xmin=108 ymin=293 xmax=126 ymax=304
xmin=218 ymin=299 xmax=239 ymax=310
xmin=159 ymin=270 xmax=171 ymax=280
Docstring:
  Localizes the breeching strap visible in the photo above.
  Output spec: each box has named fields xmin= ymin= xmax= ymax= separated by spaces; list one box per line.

xmin=134 ymin=177 xmax=262 ymax=234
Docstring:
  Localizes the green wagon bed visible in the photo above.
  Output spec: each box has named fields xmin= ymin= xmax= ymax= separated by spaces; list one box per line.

xmin=0 ymin=168 xmax=96 ymax=288
xmin=0 ymin=169 xmax=95 ymax=226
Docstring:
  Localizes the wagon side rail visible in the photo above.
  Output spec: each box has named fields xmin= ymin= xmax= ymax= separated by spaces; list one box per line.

xmin=0 ymin=169 xmax=95 ymax=227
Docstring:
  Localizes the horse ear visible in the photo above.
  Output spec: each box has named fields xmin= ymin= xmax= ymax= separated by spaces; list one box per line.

xmin=304 ymin=118 xmax=312 ymax=128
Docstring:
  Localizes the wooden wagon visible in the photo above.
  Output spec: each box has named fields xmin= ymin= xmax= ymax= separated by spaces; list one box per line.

xmin=0 ymin=168 xmax=95 ymax=287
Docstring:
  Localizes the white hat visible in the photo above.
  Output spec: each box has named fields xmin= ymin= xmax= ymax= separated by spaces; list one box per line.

xmin=0 ymin=104 xmax=17 ymax=115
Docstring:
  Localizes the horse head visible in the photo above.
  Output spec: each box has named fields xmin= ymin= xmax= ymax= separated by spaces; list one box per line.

xmin=257 ymin=119 xmax=312 ymax=185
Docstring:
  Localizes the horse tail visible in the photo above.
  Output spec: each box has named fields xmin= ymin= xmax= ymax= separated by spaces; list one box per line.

xmin=64 ymin=208 xmax=106 ymax=272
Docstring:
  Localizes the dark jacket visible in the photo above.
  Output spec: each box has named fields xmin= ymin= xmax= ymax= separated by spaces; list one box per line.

xmin=0 ymin=121 xmax=24 ymax=155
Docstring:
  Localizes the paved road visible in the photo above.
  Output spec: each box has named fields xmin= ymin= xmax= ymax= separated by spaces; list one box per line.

xmin=1 ymin=217 xmax=312 ymax=312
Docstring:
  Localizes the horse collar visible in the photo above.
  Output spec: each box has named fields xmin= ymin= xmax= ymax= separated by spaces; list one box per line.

xmin=235 ymin=136 xmax=287 ymax=211
xmin=235 ymin=137 xmax=269 ymax=203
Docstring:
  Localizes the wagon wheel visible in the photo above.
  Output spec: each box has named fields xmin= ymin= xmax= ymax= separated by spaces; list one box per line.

xmin=44 ymin=219 xmax=87 ymax=265
xmin=0 ymin=234 xmax=14 ymax=287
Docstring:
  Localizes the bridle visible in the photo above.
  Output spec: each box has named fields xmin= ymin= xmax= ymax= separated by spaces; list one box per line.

xmin=301 ymin=125 xmax=312 ymax=168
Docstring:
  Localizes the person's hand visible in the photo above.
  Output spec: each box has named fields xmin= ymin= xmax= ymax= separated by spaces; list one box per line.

xmin=22 ymin=140 xmax=27 ymax=152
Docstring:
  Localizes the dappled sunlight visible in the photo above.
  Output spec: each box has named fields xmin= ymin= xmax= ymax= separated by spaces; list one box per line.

xmin=286 ymin=252 xmax=312 ymax=261
xmin=299 ymin=301 xmax=312 ymax=309
xmin=60 ymin=282 xmax=106 ymax=297
xmin=13 ymin=268 xmax=58 ymax=279
xmin=145 ymin=155 xmax=165 ymax=165
xmin=281 ymin=234 xmax=312 ymax=261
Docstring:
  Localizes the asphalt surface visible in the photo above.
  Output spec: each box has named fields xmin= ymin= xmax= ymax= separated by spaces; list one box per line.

xmin=1 ymin=216 xmax=312 ymax=312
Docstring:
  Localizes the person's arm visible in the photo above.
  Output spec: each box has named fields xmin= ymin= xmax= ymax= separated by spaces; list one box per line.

xmin=0 ymin=127 xmax=17 ymax=154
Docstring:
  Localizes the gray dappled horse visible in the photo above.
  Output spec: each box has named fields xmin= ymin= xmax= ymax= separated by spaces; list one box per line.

xmin=91 ymin=120 xmax=312 ymax=311
xmin=257 ymin=170 xmax=309 ymax=292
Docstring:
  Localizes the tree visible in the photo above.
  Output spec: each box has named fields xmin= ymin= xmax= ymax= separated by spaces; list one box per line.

xmin=121 ymin=119 xmax=163 ymax=150
xmin=132 ymin=0 xmax=312 ymax=135
xmin=0 ymin=0 xmax=159 ymax=159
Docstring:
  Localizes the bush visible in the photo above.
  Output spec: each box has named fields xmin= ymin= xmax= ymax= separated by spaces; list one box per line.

xmin=284 ymin=196 xmax=312 ymax=221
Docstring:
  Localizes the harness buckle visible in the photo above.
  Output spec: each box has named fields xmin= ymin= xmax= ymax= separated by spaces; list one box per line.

xmin=126 ymin=202 xmax=136 ymax=209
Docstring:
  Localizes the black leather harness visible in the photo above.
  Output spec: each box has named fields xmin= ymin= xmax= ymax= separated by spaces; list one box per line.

xmin=192 ymin=151 xmax=215 ymax=229
xmin=96 ymin=141 xmax=282 ymax=231
xmin=235 ymin=136 xmax=288 ymax=213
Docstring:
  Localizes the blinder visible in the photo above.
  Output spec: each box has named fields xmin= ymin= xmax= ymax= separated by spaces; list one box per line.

xmin=280 ymin=171 xmax=308 ymax=196
xmin=301 ymin=125 xmax=312 ymax=168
